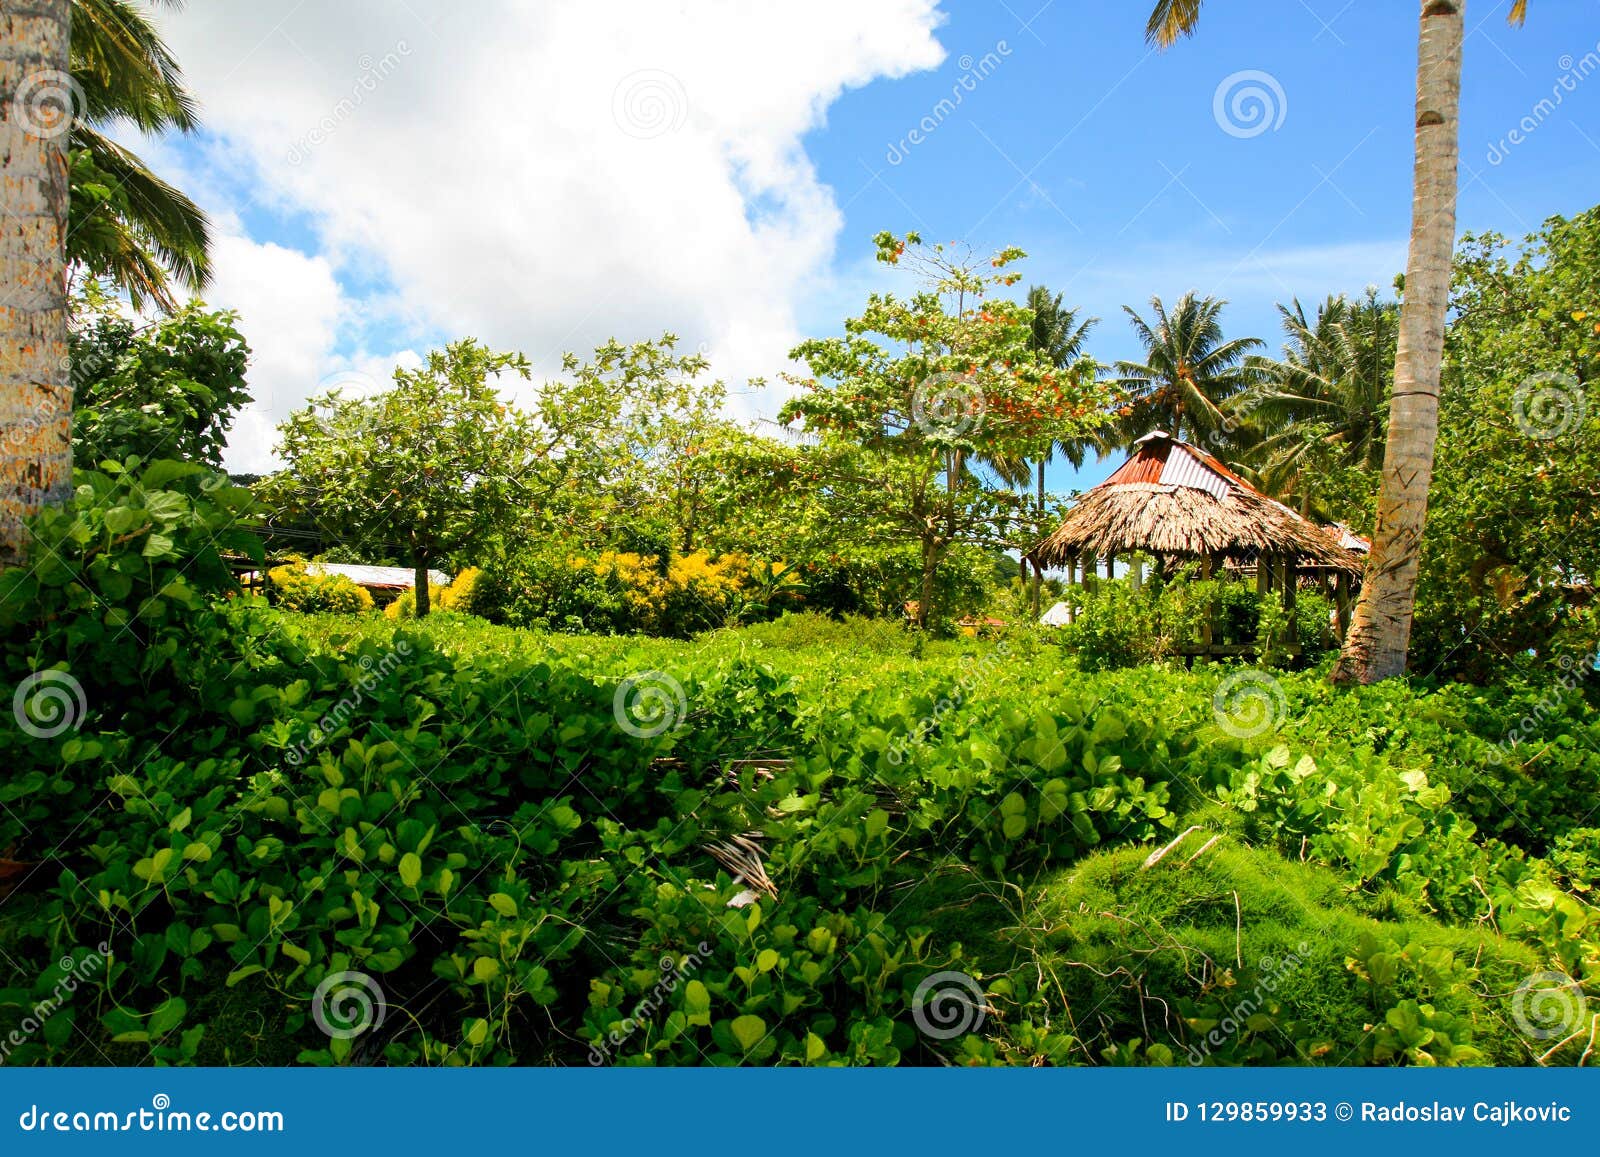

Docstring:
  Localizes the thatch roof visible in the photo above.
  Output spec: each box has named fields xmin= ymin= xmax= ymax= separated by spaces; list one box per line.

xmin=1030 ymin=432 xmax=1361 ymax=573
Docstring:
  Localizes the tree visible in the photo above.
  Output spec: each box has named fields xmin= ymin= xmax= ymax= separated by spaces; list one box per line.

xmin=70 ymin=281 xmax=250 ymax=468
xmin=782 ymin=232 xmax=1108 ymax=629
xmin=1409 ymin=211 xmax=1599 ymax=675
xmin=1147 ymin=0 xmax=1533 ymax=680
xmin=1111 ymin=292 xmax=1261 ymax=447
xmin=1234 ymin=291 xmax=1395 ymax=518
xmin=270 ymin=340 xmax=536 ymax=617
xmin=68 ymin=0 xmax=210 ymax=309
xmin=271 ymin=335 xmax=716 ymax=616
xmin=1 ymin=0 xmax=73 ymax=568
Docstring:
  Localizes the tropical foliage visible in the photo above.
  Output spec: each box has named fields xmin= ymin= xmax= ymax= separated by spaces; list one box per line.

xmin=1111 ymin=292 xmax=1263 ymax=447
xmin=69 ymin=0 xmax=211 ymax=309
xmin=1 ymin=499 xmax=1594 ymax=1065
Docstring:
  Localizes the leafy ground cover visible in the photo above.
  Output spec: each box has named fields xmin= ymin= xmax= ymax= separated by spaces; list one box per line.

xmin=0 ymin=475 xmax=1594 ymax=1067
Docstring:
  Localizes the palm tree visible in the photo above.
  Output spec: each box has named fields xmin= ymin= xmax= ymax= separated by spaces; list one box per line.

xmin=70 ymin=0 xmax=210 ymax=309
xmin=1112 ymin=291 xmax=1261 ymax=447
xmin=1020 ymin=286 xmax=1096 ymax=612
xmin=1235 ymin=292 xmax=1396 ymax=517
xmin=1 ymin=0 xmax=74 ymax=566
xmin=1145 ymin=0 xmax=1529 ymax=683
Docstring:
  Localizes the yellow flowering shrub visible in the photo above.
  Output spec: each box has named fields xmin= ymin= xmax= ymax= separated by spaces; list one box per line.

xmin=266 ymin=560 xmax=375 ymax=614
xmin=384 ymin=583 xmax=448 ymax=620
xmin=438 ymin=566 xmax=483 ymax=614
xmin=566 ymin=550 xmax=753 ymax=636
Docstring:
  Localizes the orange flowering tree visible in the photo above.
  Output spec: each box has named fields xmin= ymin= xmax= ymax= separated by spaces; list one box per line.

xmin=780 ymin=232 xmax=1113 ymax=628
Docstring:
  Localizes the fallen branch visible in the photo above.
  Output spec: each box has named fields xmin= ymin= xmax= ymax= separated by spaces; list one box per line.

xmin=1141 ymin=825 xmax=1202 ymax=870
xmin=705 ymin=832 xmax=779 ymax=903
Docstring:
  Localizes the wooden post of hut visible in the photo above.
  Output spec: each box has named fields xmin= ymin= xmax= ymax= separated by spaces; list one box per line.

xmin=1282 ymin=558 xmax=1298 ymax=649
xmin=1334 ymin=571 xmax=1353 ymax=642
xmin=1200 ymin=553 xmax=1215 ymax=652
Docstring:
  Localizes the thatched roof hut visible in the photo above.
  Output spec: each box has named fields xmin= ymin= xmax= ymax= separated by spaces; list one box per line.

xmin=1030 ymin=432 xmax=1360 ymax=574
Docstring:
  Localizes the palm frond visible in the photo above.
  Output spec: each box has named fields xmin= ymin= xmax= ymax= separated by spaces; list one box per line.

xmin=73 ymin=0 xmax=198 ymax=133
xmin=73 ymin=126 xmax=211 ymax=293
xmin=1145 ymin=0 xmax=1203 ymax=49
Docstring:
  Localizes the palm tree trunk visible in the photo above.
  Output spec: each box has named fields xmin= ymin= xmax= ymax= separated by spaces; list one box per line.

xmin=1332 ymin=0 xmax=1463 ymax=685
xmin=0 ymin=0 xmax=72 ymax=568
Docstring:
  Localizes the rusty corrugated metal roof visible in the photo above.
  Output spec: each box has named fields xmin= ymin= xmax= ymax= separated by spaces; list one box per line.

xmin=1097 ymin=432 xmax=1235 ymax=501
xmin=1100 ymin=435 xmax=1170 ymax=486
xmin=1323 ymin=523 xmax=1371 ymax=553
xmin=1158 ymin=443 xmax=1231 ymax=501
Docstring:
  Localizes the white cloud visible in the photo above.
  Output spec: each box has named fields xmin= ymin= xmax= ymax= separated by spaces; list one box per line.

xmin=204 ymin=234 xmax=342 ymax=472
xmin=149 ymin=0 xmax=948 ymax=465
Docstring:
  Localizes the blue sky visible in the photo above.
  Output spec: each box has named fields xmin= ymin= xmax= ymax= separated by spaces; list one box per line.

xmin=148 ymin=2 xmax=1600 ymax=482
xmin=799 ymin=0 xmax=1600 ymax=489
